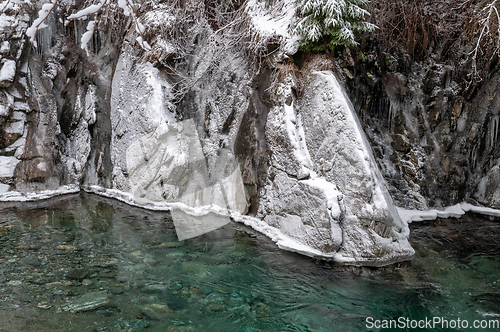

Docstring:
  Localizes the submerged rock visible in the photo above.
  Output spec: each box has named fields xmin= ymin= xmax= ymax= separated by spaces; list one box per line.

xmin=140 ymin=303 xmax=173 ymax=320
xmin=37 ymin=302 xmax=52 ymax=310
xmin=105 ymin=319 xmax=149 ymax=332
xmin=61 ymin=291 xmax=109 ymax=313
xmin=20 ymin=255 xmax=41 ymax=267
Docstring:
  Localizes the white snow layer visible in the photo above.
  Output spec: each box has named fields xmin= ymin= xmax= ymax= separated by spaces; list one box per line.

xmin=0 ymin=13 xmax=15 ymax=30
xmin=0 ymin=41 xmax=9 ymax=54
xmin=0 ymin=59 xmax=16 ymax=83
xmin=0 ymin=185 xmax=80 ymax=202
xmin=118 ymin=0 xmax=133 ymax=17
xmin=398 ymin=202 xmax=500 ymax=223
xmin=80 ymin=20 xmax=95 ymax=53
xmin=0 ymin=156 xmax=19 ymax=179
xmin=245 ymin=0 xmax=300 ymax=55
xmin=279 ymin=79 xmax=313 ymax=169
xmin=67 ymin=2 xmax=105 ymax=20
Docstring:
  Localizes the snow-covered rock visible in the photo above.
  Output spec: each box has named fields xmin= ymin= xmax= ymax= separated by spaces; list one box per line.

xmin=258 ymin=71 xmax=414 ymax=265
xmin=0 ymin=156 xmax=19 ymax=181
xmin=108 ymin=46 xmax=248 ymax=241
xmin=0 ymin=183 xmax=9 ymax=193
xmin=0 ymin=103 xmax=8 ymax=117
xmin=0 ymin=59 xmax=16 ymax=87
xmin=109 ymin=49 xmax=176 ymax=192
xmin=0 ymin=13 xmax=15 ymax=32
xmin=0 ymin=41 xmax=9 ymax=54
xmin=475 ymin=163 xmax=500 ymax=209
xmin=3 ymin=111 xmax=25 ymax=145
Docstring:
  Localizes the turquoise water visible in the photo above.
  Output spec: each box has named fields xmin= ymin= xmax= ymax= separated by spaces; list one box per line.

xmin=0 ymin=194 xmax=499 ymax=331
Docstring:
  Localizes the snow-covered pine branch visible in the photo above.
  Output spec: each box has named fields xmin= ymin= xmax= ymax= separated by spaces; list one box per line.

xmin=295 ymin=0 xmax=375 ymax=50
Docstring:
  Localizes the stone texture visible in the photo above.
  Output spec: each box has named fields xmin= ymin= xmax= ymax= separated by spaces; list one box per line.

xmin=343 ymin=44 xmax=500 ymax=209
xmin=258 ymin=72 xmax=413 ymax=265
xmin=259 ymin=170 xmax=342 ymax=252
xmin=3 ymin=111 xmax=25 ymax=146
xmin=475 ymin=164 xmax=500 ymax=209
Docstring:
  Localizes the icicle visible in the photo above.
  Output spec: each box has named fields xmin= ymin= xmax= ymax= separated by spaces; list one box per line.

xmin=388 ymin=100 xmax=399 ymax=131
xmin=471 ymin=145 xmax=478 ymax=170
xmin=490 ymin=114 xmax=499 ymax=149
xmin=74 ymin=21 xmax=78 ymax=44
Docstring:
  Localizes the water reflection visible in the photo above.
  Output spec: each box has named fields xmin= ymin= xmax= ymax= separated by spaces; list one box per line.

xmin=0 ymin=194 xmax=498 ymax=331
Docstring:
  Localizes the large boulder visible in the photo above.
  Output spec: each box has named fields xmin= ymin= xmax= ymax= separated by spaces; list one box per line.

xmin=258 ymin=72 xmax=414 ymax=265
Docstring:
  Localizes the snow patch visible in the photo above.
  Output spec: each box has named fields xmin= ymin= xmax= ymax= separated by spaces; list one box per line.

xmin=67 ymin=2 xmax=105 ymax=21
xmin=0 ymin=156 xmax=19 ymax=179
xmin=279 ymin=79 xmax=312 ymax=170
xmin=0 ymin=59 xmax=16 ymax=83
xmin=80 ymin=20 xmax=95 ymax=54
xmin=0 ymin=184 xmax=80 ymax=202
xmin=142 ymin=62 xmax=176 ymax=125
xmin=301 ymin=176 xmax=342 ymax=219
xmin=118 ymin=0 xmax=133 ymax=17
xmin=0 ymin=104 xmax=9 ymax=117
xmin=0 ymin=41 xmax=9 ymax=54
xmin=397 ymin=202 xmax=500 ymax=224
xmin=0 ymin=13 xmax=15 ymax=31
xmin=136 ymin=36 xmax=151 ymax=52
xmin=0 ymin=183 xmax=9 ymax=193
xmin=245 ymin=0 xmax=300 ymax=55
xmin=461 ymin=202 xmax=500 ymax=217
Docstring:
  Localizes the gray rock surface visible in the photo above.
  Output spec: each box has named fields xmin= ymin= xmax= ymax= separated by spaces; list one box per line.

xmin=343 ymin=44 xmax=500 ymax=210
xmin=258 ymin=72 xmax=413 ymax=264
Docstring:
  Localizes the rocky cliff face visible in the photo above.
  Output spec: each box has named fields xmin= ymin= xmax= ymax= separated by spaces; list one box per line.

xmin=339 ymin=40 xmax=500 ymax=210
xmin=3 ymin=0 xmax=495 ymax=266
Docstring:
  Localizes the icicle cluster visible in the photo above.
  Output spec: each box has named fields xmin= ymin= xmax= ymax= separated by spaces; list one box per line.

xmin=26 ymin=0 xmax=57 ymax=47
xmin=26 ymin=0 xmax=151 ymax=53
xmin=295 ymin=0 xmax=375 ymax=50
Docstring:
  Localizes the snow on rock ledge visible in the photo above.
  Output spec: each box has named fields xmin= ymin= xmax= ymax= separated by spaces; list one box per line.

xmin=258 ymin=71 xmax=414 ymax=266
xmin=398 ymin=202 xmax=500 ymax=223
xmin=0 ymin=156 xmax=19 ymax=181
xmin=0 ymin=59 xmax=16 ymax=87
